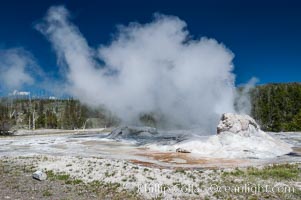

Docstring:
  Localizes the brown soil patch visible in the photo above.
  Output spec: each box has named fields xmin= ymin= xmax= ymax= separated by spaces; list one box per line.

xmin=293 ymin=147 xmax=301 ymax=154
xmin=129 ymin=159 xmax=165 ymax=169
xmin=293 ymin=147 xmax=301 ymax=153
xmin=134 ymin=151 xmax=247 ymax=168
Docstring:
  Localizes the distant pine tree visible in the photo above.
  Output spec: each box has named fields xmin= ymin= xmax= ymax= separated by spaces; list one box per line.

xmin=291 ymin=110 xmax=301 ymax=131
xmin=250 ymin=83 xmax=301 ymax=131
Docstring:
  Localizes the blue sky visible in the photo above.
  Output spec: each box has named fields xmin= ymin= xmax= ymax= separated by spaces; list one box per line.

xmin=0 ymin=0 xmax=300 ymax=88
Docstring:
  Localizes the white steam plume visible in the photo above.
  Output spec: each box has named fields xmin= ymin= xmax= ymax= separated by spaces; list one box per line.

xmin=235 ymin=77 xmax=259 ymax=115
xmin=0 ymin=48 xmax=37 ymax=91
xmin=36 ymin=6 xmax=236 ymax=133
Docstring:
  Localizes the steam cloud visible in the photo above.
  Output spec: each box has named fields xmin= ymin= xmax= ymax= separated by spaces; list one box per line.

xmin=36 ymin=6 xmax=237 ymax=132
xmin=0 ymin=48 xmax=37 ymax=91
xmin=235 ymin=77 xmax=259 ymax=115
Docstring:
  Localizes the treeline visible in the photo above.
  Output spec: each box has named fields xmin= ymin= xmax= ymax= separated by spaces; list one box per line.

xmin=33 ymin=99 xmax=87 ymax=129
xmin=0 ymin=103 xmax=10 ymax=135
xmin=1 ymin=82 xmax=301 ymax=133
xmin=250 ymin=82 xmax=301 ymax=132
xmin=0 ymin=98 xmax=119 ymax=132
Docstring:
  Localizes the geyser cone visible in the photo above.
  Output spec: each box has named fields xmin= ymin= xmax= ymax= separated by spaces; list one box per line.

xmin=170 ymin=113 xmax=292 ymax=159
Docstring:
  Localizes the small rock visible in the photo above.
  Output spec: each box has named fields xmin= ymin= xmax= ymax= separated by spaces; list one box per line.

xmin=32 ymin=170 xmax=47 ymax=181
xmin=176 ymin=148 xmax=191 ymax=153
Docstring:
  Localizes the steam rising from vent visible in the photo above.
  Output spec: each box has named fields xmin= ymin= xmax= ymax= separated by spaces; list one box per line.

xmin=36 ymin=6 xmax=237 ymax=132
xmin=235 ymin=77 xmax=259 ymax=115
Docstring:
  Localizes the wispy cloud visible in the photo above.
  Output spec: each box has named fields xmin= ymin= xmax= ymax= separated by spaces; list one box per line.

xmin=0 ymin=48 xmax=39 ymax=92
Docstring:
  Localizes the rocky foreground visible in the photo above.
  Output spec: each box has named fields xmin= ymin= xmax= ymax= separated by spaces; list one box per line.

xmin=0 ymin=155 xmax=300 ymax=200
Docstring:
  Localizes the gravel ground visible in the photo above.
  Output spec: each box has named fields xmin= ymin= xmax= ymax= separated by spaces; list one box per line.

xmin=0 ymin=157 xmax=142 ymax=200
xmin=1 ymin=155 xmax=301 ymax=200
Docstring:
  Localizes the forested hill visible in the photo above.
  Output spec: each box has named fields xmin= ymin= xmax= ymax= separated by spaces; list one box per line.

xmin=250 ymin=82 xmax=301 ymax=132
xmin=1 ymin=82 xmax=301 ymax=133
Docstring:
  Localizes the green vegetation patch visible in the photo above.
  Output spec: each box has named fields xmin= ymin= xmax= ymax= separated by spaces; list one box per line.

xmin=247 ymin=164 xmax=299 ymax=180
xmin=222 ymin=164 xmax=300 ymax=180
